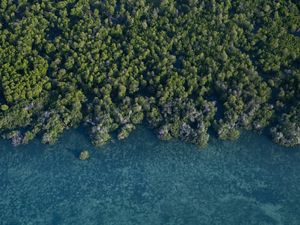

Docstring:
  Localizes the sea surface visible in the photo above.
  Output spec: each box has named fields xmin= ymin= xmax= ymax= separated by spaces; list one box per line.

xmin=0 ymin=126 xmax=300 ymax=225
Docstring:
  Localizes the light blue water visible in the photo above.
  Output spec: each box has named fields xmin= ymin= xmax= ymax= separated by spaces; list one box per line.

xmin=0 ymin=126 xmax=300 ymax=225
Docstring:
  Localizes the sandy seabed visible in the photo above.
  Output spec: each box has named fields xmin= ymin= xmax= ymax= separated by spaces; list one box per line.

xmin=0 ymin=126 xmax=300 ymax=225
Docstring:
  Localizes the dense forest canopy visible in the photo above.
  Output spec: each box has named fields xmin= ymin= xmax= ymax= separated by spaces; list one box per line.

xmin=0 ymin=0 xmax=299 ymax=148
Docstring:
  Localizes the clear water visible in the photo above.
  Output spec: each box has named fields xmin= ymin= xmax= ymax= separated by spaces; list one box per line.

xmin=0 ymin=126 xmax=300 ymax=225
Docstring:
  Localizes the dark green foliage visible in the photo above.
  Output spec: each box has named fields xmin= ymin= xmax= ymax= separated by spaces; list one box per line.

xmin=0 ymin=0 xmax=299 ymax=148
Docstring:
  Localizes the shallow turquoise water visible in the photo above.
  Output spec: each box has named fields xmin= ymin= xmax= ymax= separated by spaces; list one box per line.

xmin=0 ymin=127 xmax=300 ymax=225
